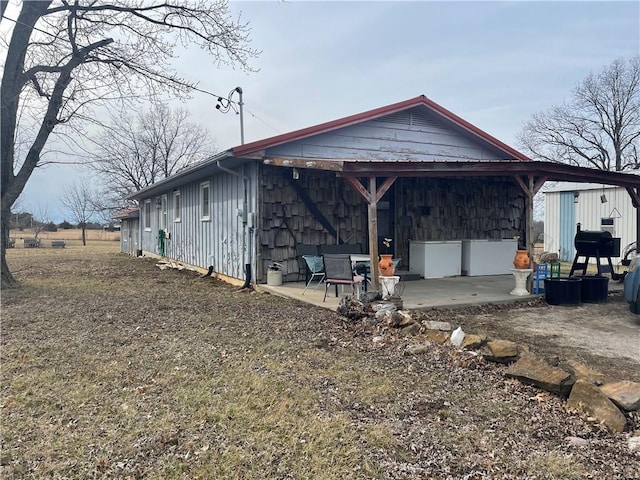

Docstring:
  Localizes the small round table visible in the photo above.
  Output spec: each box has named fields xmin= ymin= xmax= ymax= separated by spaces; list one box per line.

xmin=510 ymin=268 xmax=533 ymax=296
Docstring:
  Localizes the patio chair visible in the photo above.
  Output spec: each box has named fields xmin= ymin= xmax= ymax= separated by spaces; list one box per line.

xmin=322 ymin=254 xmax=365 ymax=302
xmin=302 ymin=255 xmax=325 ymax=294
xmin=295 ymin=244 xmax=319 ymax=283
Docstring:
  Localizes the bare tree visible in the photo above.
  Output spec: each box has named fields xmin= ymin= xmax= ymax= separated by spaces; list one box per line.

xmin=1 ymin=1 xmax=257 ymax=286
xmin=31 ymin=203 xmax=51 ymax=239
xmin=517 ymin=57 xmax=640 ymax=172
xmin=91 ymin=104 xmax=213 ymax=204
xmin=60 ymin=182 xmax=95 ymax=246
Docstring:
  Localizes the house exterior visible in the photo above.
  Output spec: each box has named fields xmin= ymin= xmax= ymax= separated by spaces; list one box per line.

xmin=544 ymin=182 xmax=637 ymax=262
xmin=113 ymin=207 xmax=140 ymax=256
xmin=126 ymin=95 xmax=640 ymax=286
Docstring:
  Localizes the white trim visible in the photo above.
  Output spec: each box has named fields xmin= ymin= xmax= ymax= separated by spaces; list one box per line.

xmin=143 ymin=200 xmax=152 ymax=231
xmin=200 ymin=181 xmax=211 ymax=221
xmin=173 ymin=190 xmax=181 ymax=222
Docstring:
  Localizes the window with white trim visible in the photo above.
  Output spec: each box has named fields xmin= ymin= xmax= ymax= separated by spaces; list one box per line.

xmin=144 ymin=200 xmax=151 ymax=230
xmin=173 ymin=190 xmax=181 ymax=222
xmin=159 ymin=195 xmax=168 ymax=230
xmin=200 ymin=182 xmax=210 ymax=220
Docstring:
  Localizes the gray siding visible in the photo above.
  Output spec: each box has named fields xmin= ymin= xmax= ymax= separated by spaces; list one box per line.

xmin=120 ymin=218 xmax=140 ymax=255
xmin=266 ymin=108 xmax=512 ymax=161
xmin=138 ymin=163 xmax=257 ymax=281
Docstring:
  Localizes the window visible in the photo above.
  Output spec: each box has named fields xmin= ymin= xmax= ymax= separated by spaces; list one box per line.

xmin=601 ymin=217 xmax=614 ymax=235
xmin=173 ymin=190 xmax=181 ymax=222
xmin=200 ymin=181 xmax=210 ymax=220
xmin=144 ymin=200 xmax=151 ymax=230
xmin=159 ymin=195 xmax=168 ymax=230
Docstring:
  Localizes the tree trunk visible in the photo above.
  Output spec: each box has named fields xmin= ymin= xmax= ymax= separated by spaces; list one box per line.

xmin=82 ymin=227 xmax=86 ymax=246
xmin=1 ymin=205 xmax=16 ymax=287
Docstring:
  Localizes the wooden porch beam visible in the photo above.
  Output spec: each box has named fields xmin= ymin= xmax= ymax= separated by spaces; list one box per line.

xmin=264 ymin=157 xmax=344 ymax=172
xmin=343 ymin=175 xmax=372 ymax=203
xmin=375 ymin=176 xmax=397 ymax=202
xmin=533 ymin=176 xmax=547 ymax=195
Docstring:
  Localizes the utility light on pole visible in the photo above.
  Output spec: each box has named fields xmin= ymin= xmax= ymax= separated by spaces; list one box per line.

xmin=216 ymin=86 xmax=244 ymax=145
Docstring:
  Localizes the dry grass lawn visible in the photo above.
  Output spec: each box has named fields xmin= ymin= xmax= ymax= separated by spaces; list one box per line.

xmin=1 ymin=245 xmax=638 ymax=479
xmin=9 ymin=228 xmax=120 ymax=247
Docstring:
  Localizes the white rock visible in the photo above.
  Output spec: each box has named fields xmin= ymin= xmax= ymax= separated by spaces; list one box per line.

xmin=629 ymin=436 xmax=640 ymax=453
xmin=450 ymin=326 xmax=465 ymax=347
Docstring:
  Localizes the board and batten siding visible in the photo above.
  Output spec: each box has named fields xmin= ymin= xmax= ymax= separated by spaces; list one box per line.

xmin=266 ymin=108 xmax=515 ymax=162
xmin=138 ymin=164 xmax=256 ymax=281
xmin=120 ymin=217 xmax=140 ymax=255
xmin=544 ymin=184 xmax=637 ymax=262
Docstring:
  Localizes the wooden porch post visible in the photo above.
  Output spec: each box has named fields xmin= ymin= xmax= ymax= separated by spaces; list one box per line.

xmin=514 ymin=174 xmax=546 ymax=292
xmin=367 ymin=177 xmax=380 ymax=291
xmin=343 ymin=175 xmax=397 ymax=292
xmin=626 ymin=187 xmax=640 ymax=249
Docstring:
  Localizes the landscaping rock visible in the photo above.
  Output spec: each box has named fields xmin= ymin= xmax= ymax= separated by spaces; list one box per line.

xmin=422 ymin=320 xmax=452 ymax=331
xmin=461 ymin=333 xmax=487 ymax=350
xmin=400 ymin=323 xmax=421 ymax=336
xmin=405 ymin=344 xmax=430 ymax=355
xmin=505 ymin=352 xmax=574 ymax=396
xmin=560 ymin=359 xmax=606 ymax=385
xmin=566 ymin=379 xmax=627 ymax=433
xmin=565 ymin=436 xmax=589 ymax=447
xmin=390 ymin=310 xmax=414 ymax=327
xmin=482 ymin=340 xmax=520 ymax=364
xmin=599 ymin=380 xmax=640 ymax=411
xmin=425 ymin=330 xmax=450 ymax=344
xmin=629 ymin=436 xmax=640 ymax=453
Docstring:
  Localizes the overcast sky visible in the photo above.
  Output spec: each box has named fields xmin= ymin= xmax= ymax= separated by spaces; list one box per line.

xmin=14 ymin=0 xmax=640 ymax=222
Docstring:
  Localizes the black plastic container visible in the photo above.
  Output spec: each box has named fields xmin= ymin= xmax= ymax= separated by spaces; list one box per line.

xmin=544 ymin=277 xmax=582 ymax=306
xmin=576 ymin=275 xmax=609 ymax=303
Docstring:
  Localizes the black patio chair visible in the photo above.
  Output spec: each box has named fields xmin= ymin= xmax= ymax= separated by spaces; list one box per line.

xmin=322 ymin=254 xmax=365 ymax=302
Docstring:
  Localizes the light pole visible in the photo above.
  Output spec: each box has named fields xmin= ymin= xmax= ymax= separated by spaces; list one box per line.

xmin=216 ymin=86 xmax=244 ymax=145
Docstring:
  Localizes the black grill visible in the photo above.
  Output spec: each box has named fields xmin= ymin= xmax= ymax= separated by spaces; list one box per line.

xmin=570 ymin=227 xmax=621 ymax=279
xmin=574 ymin=230 xmax=619 ymax=257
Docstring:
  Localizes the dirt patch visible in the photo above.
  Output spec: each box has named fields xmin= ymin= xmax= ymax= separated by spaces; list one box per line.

xmin=411 ymin=295 xmax=640 ymax=383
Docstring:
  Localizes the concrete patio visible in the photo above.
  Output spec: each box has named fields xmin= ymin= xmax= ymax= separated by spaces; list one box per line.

xmin=259 ymin=272 xmax=624 ymax=311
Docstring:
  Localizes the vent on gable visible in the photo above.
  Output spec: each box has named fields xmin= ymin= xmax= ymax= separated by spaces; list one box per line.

xmin=378 ymin=108 xmax=439 ymax=128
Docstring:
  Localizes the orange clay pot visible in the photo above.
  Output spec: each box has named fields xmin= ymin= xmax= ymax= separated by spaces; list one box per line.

xmin=513 ymin=250 xmax=530 ymax=269
xmin=379 ymin=254 xmax=396 ymax=276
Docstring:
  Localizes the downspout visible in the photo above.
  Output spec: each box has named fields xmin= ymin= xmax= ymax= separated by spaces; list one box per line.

xmin=216 ymin=159 xmax=254 ymax=289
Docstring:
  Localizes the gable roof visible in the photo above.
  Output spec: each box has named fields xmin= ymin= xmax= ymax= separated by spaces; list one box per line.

xmin=232 ymin=95 xmax=532 ymax=162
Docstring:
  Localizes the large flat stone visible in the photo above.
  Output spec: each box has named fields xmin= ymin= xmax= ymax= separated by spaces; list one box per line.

xmin=461 ymin=334 xmax=487 ymax=350
xmin=566 ymin=379 xmax=627 ymax=433
xmin=425 ymin=330 xmax=450 ymax=344
xmin=482 ymin=340 xmax=520 ymax=364
xmin=506 ymin=352 xmax=575 ymax=396
xmin=599 ymin=380 xmax=640 ymax=411
xmin=561 ymin=359 xmax=606 ymax=385
xmin=422 ymin=321 xmax=452 ymax=331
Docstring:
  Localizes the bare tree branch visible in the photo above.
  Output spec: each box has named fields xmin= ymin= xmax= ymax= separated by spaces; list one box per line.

xmin=517 ymin=56 xmax=640 ymax=172
xmin=1 ymin=0 xmax=257 ymax=286
xmin=90 ymin=104 xmax=213 ymax=207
